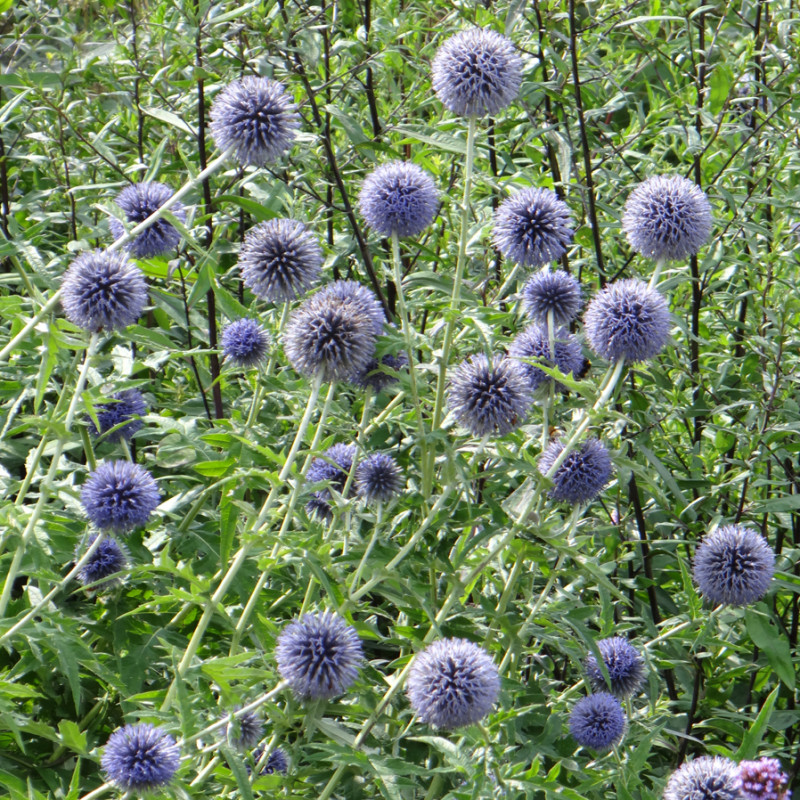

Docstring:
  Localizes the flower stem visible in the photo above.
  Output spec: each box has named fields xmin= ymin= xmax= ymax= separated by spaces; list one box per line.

xmin=648 ymin=257 xmax=666 ymax=289
xmin=427 ymin=114 xmax=478 ymax=495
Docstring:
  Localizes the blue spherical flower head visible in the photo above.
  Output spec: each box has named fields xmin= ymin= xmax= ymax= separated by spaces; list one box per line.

xmin=101 ymin=723 xmax=180 ymax=793
xmin=81 ymin=460 xmax=160 ymax=534
xmin=109 ymin=182 xmax=186 ymax=259
xmin=283 ymin=287 xmax=379 ymax=382
xmin=447 ymin=355 xmax=532 ymax=437
xmin=221 ymin=318 xmax=270 ymax=368
xmin=238 ymin=219 xmax=324 ymax=303
xmin=623 ymin=175 xmax=712 ymax=261
xmin=494 ymin=189 xmax=574 ymax=268
xmin=664 ymin=756 xmax=741 ymax=800
xmin=61 ymin=250 xmax=148 ymax=332
xmin=356 ymin=453 xmax=402 ymax=503
xmin=305 ymin=443 xmax=356 ymax=520
xmin=432 ymin=28 xmax=522 ymax=117
xmin=406 ymin=638 xmax=500 ymax=729
xmin=350 ymin=351 xmax=409 ymax=393
xmin=210 ymin=76 xmax=299 ymax=167
xmin=359 ymin=161 xmax=439 ymax=238
xmin=225 ymin=709 xmax=263 ymax=751
xmin=538 ymin=439 xmax=613 ymax=505
xmin=509 ymin=324 xmax=584 ymax=392
xmin=521 ymin=269 xmax=583 ymax=326
xmin=584 ymin=278 xmax=670 ymax=363
xmin=252 ymin=746 xmax=288 ymax=775
xmin=75 ymin=534 xmax=129 ymax=589
xmin=585 ymin=637 xmax=645 ymax=699
xmin=569 ymin=693 xmax=625 ymax=751
xmin=275 ymin=611 xmax=363 ymax=700
xmin=315 ymin=280 xmax=386 ymax=337
xmin=88 ymin=389 xmax=147 ymax=443
xmin=693 ymin=524 xmax=775 ymax=606
xmin=738 ymin=758 xmax=791 ymax=800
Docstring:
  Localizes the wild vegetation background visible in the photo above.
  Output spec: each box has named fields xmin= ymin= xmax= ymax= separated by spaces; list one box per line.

xmin=0 ymin=0 xmax=798 ymax=798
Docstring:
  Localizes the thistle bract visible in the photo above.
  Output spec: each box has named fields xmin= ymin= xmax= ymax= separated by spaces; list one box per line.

xmin=109 ymin=181 xmax=185 ymax=259
xmin=432 ymin=28 xmax=522 ymax=117
xmin=61 ymin=250 xmax=148 ymax=332
xmin=275 ymin=611 xmax=363 ymax=700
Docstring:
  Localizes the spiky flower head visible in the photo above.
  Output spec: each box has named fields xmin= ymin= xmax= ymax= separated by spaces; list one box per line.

xmin=109 ymin=182 xmax=186 ymax=259
xmin=521 ymin=269 xmax=583 ymax=326
xmin=252 ymin=746 xmax=288 ymax=775
xmin=585 ymin=637 xmax=645 ymax=699
xmin=738 ymin=758 xmax=791 ymax=800
xmin=75 ymin=534 xmax=129 ymax=589
xmin=509 ymin=324 xmax=584 ymax=392
xmin=447 ymin=355 xmax=532 ymax=437
xmin=406 ymin=638 xmax=500 ymax=729
xmin=494 ymin=189 xmax=574 ymax=268
xmin=81 ymin=460 xmax=160 ymax=534
xmin=221 ymin=318 xmax=270 ymax=368
xmin=350 ymin=352 xmax=409 ymax=393
xmin=101 ymin=723 xmax=180 ymax=793
xmin=693 ymin=524 xmax=775 ymax=606
xmin=432 ymin=28 xmax=522 ymax=117
xmin=225 ymin=709 xmax=263 ymax=751
xmin=88 ymin=389 xmax=147 ymax=443
xmin=359 ymin=161 xmax=439 ymax=238
xmin=538 ymin=438 xmax=613 ymax=505
xmin=284 ymin=285 xmax=380 ymax=382
xmin=305 ymin=443 xmax=356 ymax=521
xmin=355 ymin=453 xmax=402 ymax=504
xmin=275 ymin=611 xmax=363 ymax=700
xmin=210 ymin=76 xmax=299 ymax=167
xmin=584 ymin=278 xmax=670 ymax=363
xmin=238 ymin=219 xmax=323 ymax=303
xmin=569 ymin=693 xmax=626 ymax=751
xmin=623 ymin=175 xmax=713 ymax=261
xmin=315 ymin=280 xmax=386 ymax=337
xmin=663 ymin=756 xmax=742 ymax=800
xmin=61 ymin=250 xmax=148 ymax=332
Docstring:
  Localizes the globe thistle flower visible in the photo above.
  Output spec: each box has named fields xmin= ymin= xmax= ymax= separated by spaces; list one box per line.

xmin=584 ymin=278 xmax=670 ymax=363
xmin=358 ymin=161 xmax=439 ymax=238
xmin=432 ymin=28 xmax=522 ymax=118
xmin=569 ymin=693 xmax=626 ymax=751
xmin=251 ymin=746 xmax=288 ymax=775
xmin=61 ymin=250 xmax=148 ymax=332
xmin=75 ymin=534 xmax=129 ymax=589
xmin=494 ymin=189 xmax=574 ymax=268
xmin=210 ymin=76 xmax=299 ymax=167
xmin=225 ymin=709 xmax=263 ymax=751
xmin=406 ymin=638 xmax=500 ymax=729
xmin=108 ymin=182 xmax=186 ymax=259
xmin=81 ymin=460 xmax=160 ymax=534
xmin=101 ymin=723 xmax=180 ymax=793
xmin=221 ymin=318 xmax=270 ymax=367
xmin=508 ymin=325 xmax=584 ymax=392
xmin=355 ymin=453 xmax=402 ymax=503
xmin=738 ymin=758 xmax=791 ymax=800
xmin=275 ymin=611 xmax=363 ymax=700
xmin=538 ymin=438 xmax=613 ymax=505
xmin=521 ymin=269 xmax=583 ymax=326
xmin=87 ymin=389 xmax=147 ymax=443
xmin=585 ymin=637 xmax=645 ymax=699
xmin=693 ymin=525 xmax=775 ymax=606
xmin=283 ymin=288 xmax=379 ymax=382
xmin=447 ymin=355 xmax=532 ymax=437
xmin=314 ymin=280 xmax=386 ymax=337
xmin=350 ymin=352 xmax=409 ymax=393
xmin=305 ymin=443 xmax=356 ymax=520
xmin=622 ymin=175 xmax=713 ymax=261
xmin=664 ymin=756 xmax=742 ymax=800
xmin=238 ymin=219 xmax=324 ymax=303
